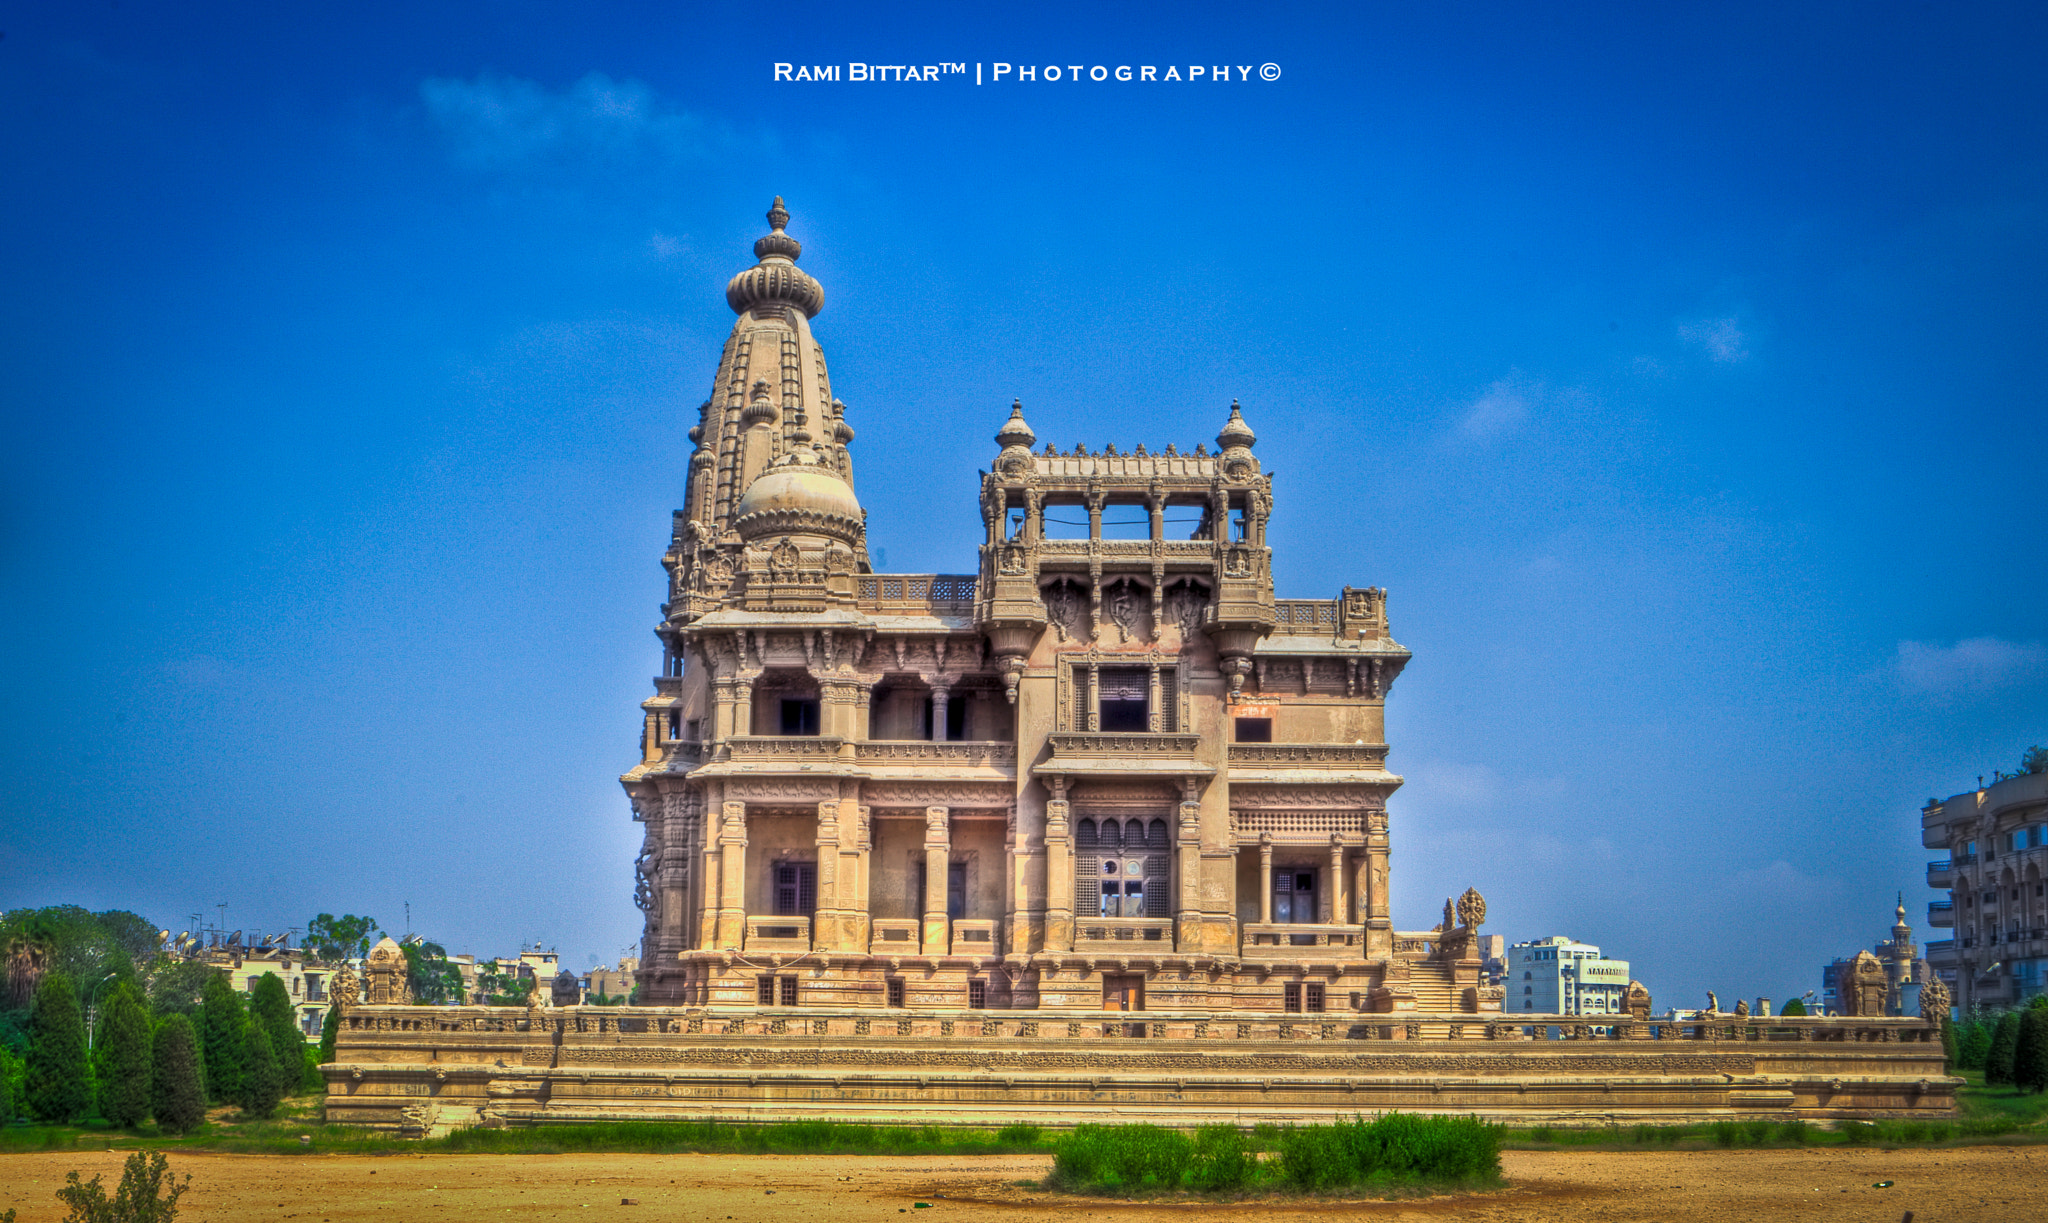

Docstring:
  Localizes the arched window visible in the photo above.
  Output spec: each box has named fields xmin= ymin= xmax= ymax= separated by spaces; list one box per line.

xmin=1076 ymin=818 xmax=1098 ymax=849
xmin=1147 ymin=819 xmax=1169 ymax=848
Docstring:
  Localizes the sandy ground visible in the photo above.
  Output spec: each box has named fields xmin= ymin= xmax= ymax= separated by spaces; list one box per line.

xmin=0 ymin=1146 xmax=2042 ymax=1223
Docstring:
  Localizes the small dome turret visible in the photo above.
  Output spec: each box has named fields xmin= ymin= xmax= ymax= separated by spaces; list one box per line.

xmin=1216 ymin=399 xmax=1256 ymax=452
xmin=996 ymin=399 xmax=1036 ymax=450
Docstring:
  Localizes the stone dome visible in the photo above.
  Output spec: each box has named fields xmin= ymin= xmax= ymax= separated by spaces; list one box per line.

xmin=731 ymin=446 xmax=864 ymax=543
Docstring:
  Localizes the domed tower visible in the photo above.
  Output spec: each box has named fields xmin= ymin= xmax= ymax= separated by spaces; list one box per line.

xmin=667 ymin=198 xmax=865 ymax=624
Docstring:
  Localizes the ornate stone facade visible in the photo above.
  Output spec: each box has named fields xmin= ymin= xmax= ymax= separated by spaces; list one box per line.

xmin=619 ymin=199 xmax=1497 ymax=1018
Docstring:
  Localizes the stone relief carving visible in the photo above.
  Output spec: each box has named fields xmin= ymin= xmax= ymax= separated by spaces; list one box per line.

xmin=1163 ymin=579 xmax=1209 ymax=636
xmin=1456 ymin=887 xmax=1487 ymax=929
xmin=1042 ymin=579 xmax=1089 ymax=641
xmin=1103 ymin=577 xmax=1146 ymax=642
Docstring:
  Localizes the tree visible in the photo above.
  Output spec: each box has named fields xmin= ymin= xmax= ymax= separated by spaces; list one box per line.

xmin=400 ymin=941 xmax=463 ymax=1005
xmin=1958 ymin=1010 xmax=1995 ymax=1069
xmin=476 ymin=963 xmax=533 ymax=1006
xmin=149 ymin=1015 xmax=205 ymax=1133
xmin=1942 ymin=1011 xmax=1959 ymax=1070
xmin=316 ymin=1001 xmax=339 ymax=1068
xmin=238 ymin=1019 xmax=283 ymax=1118
xmin=303 ymin=915 xmax=378 ymax=964
xmin=196 ymin=975 xmax=246 ymax=1106
xmin=0 ymin=1045 xmax=23 ymax=1123
xmin=1988 ymin=1011 xmax=2022 ymax=1085
xmin=1779 ymin=998 xmax=1806 ymax=1017
xmin=2017 ymin=1004 xmax=2048 ymax=1094
xmin=93 ymin=981 xmax=152 ymax=1127
xmin=144 ymin=960 xmax=215 ymax=1019
xmin=2022 ymin=745 xmax=2048 ymax=776
xmin=245 ymin=974 xmax=303 ymax=1091
xmin=25 ymin=972 xmax=90 ymax=1123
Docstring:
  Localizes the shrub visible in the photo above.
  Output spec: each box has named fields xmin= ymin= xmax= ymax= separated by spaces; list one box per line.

xmin=197 ymin=976 xmax=245 ymax=1106
xmin=1957 ymin=1011 xmax=1994 ymax=1070
xmin=1774 ymin=1120 xmax=1811 ymax=1144
xmin=1187 ymin=1125 xmax=1257 ymax=1192
xmin=55 ymin=1148 xmax=189 ymax=1223
xmin=1779 ymin=999 xmax=1806 ymax=1017
xmin=1987 ymin=1012 xmax=2021 ymax=1085
xmin=93 ymin=982 xmax=152 ymax=1127
xmin=26 ymin=973 xmax=90 ymax=1124
xmin=996 ymin=1123 xmax=1042 ymax=1146
xmin=246 ymin=974 xmax=304 ymax=1092
xmin=1051 ymin=1124 xmax=1193 ymax=1192
xmin=148 ymin=1016 xmax=205 ymax=1134
xmin=1840 ymin=1121 xmax=1876 ymax=1145
xmin=1275 ymin=1114 xmax=1502 ymax=1190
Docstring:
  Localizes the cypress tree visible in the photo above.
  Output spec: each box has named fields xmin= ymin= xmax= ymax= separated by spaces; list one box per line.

xmin=239 ymin=1018 xmax=283 ymax=1118
xmin=198 ymin=973 xmax=247 ymax=1105
xmin=25 ymin=972 xmax=90 ymax=1123
xmin=1942 ymin=1011 xmax=1959 ymax=1071
xmin=247 ymin=973 xmax=303 ymax=1093
xmin=150 ymin=1014 xmax=206 ymax=1132
xmin=1987 ymin=1012 xmax=2021 ymax=1086
xmin=93 ymin=981 xmax=152 ymax=1127
xmin=317 ymin=1000 xmax=340 ymax=1067
xmin=1958 ymin=1012 xmax=1994 ymax=1069
xmin=2017 ymin=1004 xmax=2048 ymax=1094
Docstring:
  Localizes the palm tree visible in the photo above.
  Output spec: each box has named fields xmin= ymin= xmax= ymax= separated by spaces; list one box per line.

xmin=3 ymin=918 xmax=56 ymax=1010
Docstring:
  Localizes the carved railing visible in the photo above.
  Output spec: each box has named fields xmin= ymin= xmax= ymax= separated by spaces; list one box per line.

xmin=1271 ymin=599 xmax=1340 ymax=636
xmin=653 ymin=676 xmax=685 ymax=695
xmin=1048 ymin=733 xmax=1201 ymax=755
xmin=334 ymin=1004 xmax=1943 ymax=1047
xmin=1228 ymin=743 xmax=1388 ymax=767
xmin=1242 ymin=922 xmax=1365 ymax=952
xmin=663 ymin=741 xmax=705 ymax=766
xmin=950 ymin=920 xmax=998 ymax=956
xmin=856 ymin=574 xmax=976 ymax=616
xmin=744 ymin=916 xmax=810 ymax=950
xmin=855 ymin=741 xmax=1017 ymax=764
xmin=1074 ymin=917 xmax=1173 ymax=945
xmin=728 ymin=736 xmax=844 ymax=761
xmin=868 ymin=919 xmax=919 ymax=954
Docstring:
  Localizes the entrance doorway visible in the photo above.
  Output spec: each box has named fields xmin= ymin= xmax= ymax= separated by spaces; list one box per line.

xmin=1102 ymin=974 xmax=1146 ymax=1036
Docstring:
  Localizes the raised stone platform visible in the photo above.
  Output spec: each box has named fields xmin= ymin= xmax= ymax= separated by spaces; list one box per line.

xmin=324 ymin=1005 xmax=1956 ymax=1136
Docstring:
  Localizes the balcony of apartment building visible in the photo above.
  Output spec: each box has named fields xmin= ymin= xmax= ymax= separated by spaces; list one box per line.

xmin=1928 ymin=899 xmax=1954 ymax=927
xmin=1927 ymin=858 xmax=1954 ymax=889
xmin=1924 ymin=938 xmax=1957 ymax=968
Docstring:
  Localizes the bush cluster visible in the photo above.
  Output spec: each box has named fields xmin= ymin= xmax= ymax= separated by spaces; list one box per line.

xmin=1048 ymin=1115 xmax=1503 ymax=1196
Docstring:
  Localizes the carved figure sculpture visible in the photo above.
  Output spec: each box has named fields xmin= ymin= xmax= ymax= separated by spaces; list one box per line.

xmin=1104 ymin=579 xmax=1141 ymax=642
xmin=1734 ymin=999 xmax=1750 ymax=1018
xmin=1624 ymin=980 xmax=1652 ymax=1020
xmin=1919 ymin=975 xmax=1951 ymax=1021
xmin=1456 ymin=887 xmax=1487 ymax=929
xmin=363 ymin=936 xmax=412 ymax=1006
xmin=1705 ymin=991 xmax=1719 ymax=1014
xmin=552 ymin=968 xmax=582 ymax=1007
xmin=331 ymin=965 xmax=360 ymax=1012
xmin=1841 ymin=949 xmax=1890 ymax=1017
xmin=1042 ymin=579 xmax=1087 ymax=641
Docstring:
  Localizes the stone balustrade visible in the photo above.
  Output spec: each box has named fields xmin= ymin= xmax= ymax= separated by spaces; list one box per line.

xmin=949 ymin=919 xmax=998 ymax=956
xmin=744 ymin=915 xmax=810 ymax=952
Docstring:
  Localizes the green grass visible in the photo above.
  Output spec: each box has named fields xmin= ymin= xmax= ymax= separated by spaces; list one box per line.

xmin=1046 ymin=1115 xmax=1504 ymax=1198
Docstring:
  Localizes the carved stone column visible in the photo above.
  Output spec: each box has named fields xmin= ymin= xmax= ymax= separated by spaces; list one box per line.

xmin=1147 ymin=663 xmax=1163 ymax=733
xmin=733 ymin=680 xmax=754 ymax=739
xmin=1174 ymin=780 xmax=1202 ymax=952
xmin=922 ymin=805 xmax=952 ymax=954
xmin=1364 ymin=809 xmax=1392 ymax=957
xmin=1043 ymin=780 xmax=1073 ymax=952
xmin=710 ymin=679 xmax=735 ymax=746
xmin=1259 ymin=834 xmax=1274 ymax=925
xmin=696 ymin=785 xmax=723 ymax=951
xmin=715 ymin=801 xmax=748 ymax=950
xmin=813 ymin=800 xmax=841 ymax=950
xmin=931 ymin=683 xmax=950 ymax=742
xmin=1086 ymin=664 xmax=1100 ymax=732
xmin=1326 ymin=836 xmax=1346 ymax=926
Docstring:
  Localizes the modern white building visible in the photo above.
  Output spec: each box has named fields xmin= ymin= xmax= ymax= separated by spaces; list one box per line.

xmin=1509 ymin=935 xmax=1631 ymax=1016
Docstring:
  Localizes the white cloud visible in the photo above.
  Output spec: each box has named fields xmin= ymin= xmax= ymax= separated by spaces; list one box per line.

xmin=1679 ymin=316 xmax=1749 ymax=363
xmin=1895 ymin=637 xmax=2047 ymax=693
xmin=1454 ymin=377 xmax=1531 ymax=442
xmin=421 ymin=72 xmax=721 ymax=169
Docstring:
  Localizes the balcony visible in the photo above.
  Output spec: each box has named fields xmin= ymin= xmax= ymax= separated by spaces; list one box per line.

xmin=744 ymin=915 xmax=810 ymax=953
xmin=1074 ymin=917 xmax=1174 ymax=948
xmin=1270 ymin=599 xmax=1340 ymax=637
xmin=1035 ymin=733 xmax=1212 ymax=780
xmin=854 ymin=741 xmax=1016 ymax=766
xmin=1227 ymin=742 xmax=1392 ymax=785
xmin=855 ymin=574 xmax=976 ymax=618
xmin=949 ymin=919 xmax=998 ymax=957
xmin=1241 ymin=923 xmax=1367 ymax=957
xmin=1928 ymin=900 xmax=1954 ymax=928
xmin=727 ymin=736 xmax=844 ymax=762
xmin=1927 ymin=859 xmax=1954 ymax=888
xmin=867 ymin=919 xmax=919 ymax=956
xmin=1925 ymin=938 xmax=1956 ymax=965
xmin=1954 ymin=853 xmax=1978 ymax=867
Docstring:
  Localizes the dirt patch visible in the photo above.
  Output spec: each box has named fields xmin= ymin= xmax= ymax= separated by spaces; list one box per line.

xmin=0 ymin=1146 xmax=2042 ymax=1222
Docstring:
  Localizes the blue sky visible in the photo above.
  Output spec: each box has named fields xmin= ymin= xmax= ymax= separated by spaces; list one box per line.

xmin=2 ymin=2 xmax=2043 ymax=1005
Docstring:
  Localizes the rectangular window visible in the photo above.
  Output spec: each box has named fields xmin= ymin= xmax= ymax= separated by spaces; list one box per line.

xmin=1158 ymin=667 xmax=1178 ymax=732
xmin=779 ymin=698 xmax=820 ymax=735
xmin=1306 ymin=983 xmax=1325 ymax=1013
xmin=1101 ymin=881 xmax=1121 ymax=918
xmin=1234 ymin=717 xmax=1272 ymax=742
xmin=946 ymin=695 xmax=967 ymax=741
xmin=967 ymin=979 xmax=987 ymax=1009
xmin=758 ymin=976 xmax=776 ymax=1006
xmin=667 ymin=709 xmax=681 ymax=739
xmin=1283 ymin=982 xmax=1302 ymax=1013
xmin=887 ymin=979 xmax=905 ymax=1008
xmin=947 ymin=863 xmax=968 ymax=920
xmin=1099 ymin=668 xmax=1149 ymax=733
xmin=686 ymin=718 xmax=700 ymax=742
xmin=775 ymin=864 xmax=817 ymax=917
xmin=1274 ymin=869 xmax=1317 ymax=924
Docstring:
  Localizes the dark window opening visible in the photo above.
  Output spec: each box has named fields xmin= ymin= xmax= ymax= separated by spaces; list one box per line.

xmin=1283 ymin=983 xmax=1302 ymax=1013
xmin=685 ymin=718 xmax=700 ymax=742
xmin=1234 ymin=717 xmax=1272 ymax=742
xmin=946 ymin=695 xmax=968 ymax=740
xmin=967 ymin=979 xmax=987 ymax=1009
xmin=1099 ymin=667 xmax=1149 ymax=733
xmin=1306 ymin=983 xmax=1326 ymax=1013
xmin=757 ymin=976 xmax=776 ymax=1006
xmin=1276 ymin=869 xmax=1317 ymax=943
xmin=775 ymin=864 xmax=817 ymax=917
xmin=779 ymin=698 xmax=820 ymax=735
xmin=947 ymin=863 xmax=968 ymax=920
xmin=778 ymin=975 xmax=798 ymax=1007
xmin=666 ymin=710 xmax=682 ymax=740
xmin=887 ymin=978 xmax=905 ymax=1008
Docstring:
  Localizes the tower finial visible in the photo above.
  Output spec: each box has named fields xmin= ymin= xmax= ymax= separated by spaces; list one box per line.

xmin=768 ymin=196 xmax=790 ymax=232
